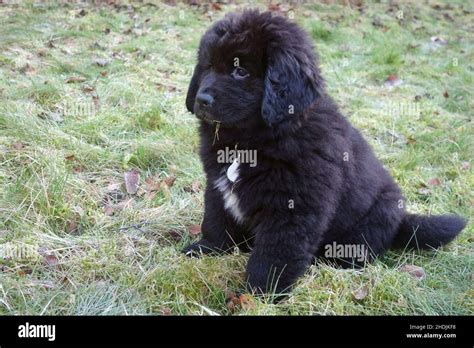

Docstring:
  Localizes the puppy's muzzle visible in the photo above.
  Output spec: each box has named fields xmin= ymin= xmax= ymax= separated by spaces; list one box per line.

xmin=196 ymin=93 xmax=214 ymax=108
xmin=195 ymin=93 xmax=217 ymax=123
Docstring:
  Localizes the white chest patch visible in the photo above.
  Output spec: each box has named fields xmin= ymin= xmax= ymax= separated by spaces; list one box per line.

xmin=214 ymin=162 xmax=245 ymax=223
xmin=226 ymin=159 xmax=240 ymax=183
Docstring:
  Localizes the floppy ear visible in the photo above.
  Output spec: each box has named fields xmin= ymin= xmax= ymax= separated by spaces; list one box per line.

xmin=185 ymin=65 xmax=202 ymax=113
xmin=261 ymin=49 xmax=320 ymax=127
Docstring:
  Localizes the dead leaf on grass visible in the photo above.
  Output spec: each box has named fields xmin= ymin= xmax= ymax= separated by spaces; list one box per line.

xmin=399 ymin=264 xmax=426 ymax=280
xmin=427 ymin=178 xmax=441 ymax=186
xmin=384 ymin=74 xmax=403 ymax=88
xmin=12 ymin=141 xmax=25 ymax=150
xmin=225 ymin=290 xmax=240 ymax=313
xmin=239 ymin=294 xmax=256 ymax=310
xmin=352 ymin=284 xmax=369 ymax=301
xmin=124 ymin=170 xmax=140 ymax=194
xmin=104 ymin=205 xmax=115 ymax=216
xmin=188 ymin=224 xmax=201 ymax=236
xmin=43 ymin=254 xmax=59 ymax=267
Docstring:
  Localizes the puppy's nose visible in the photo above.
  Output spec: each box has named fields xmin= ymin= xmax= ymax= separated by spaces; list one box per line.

xmin=196 ymin=93 xmax=214 ymax=107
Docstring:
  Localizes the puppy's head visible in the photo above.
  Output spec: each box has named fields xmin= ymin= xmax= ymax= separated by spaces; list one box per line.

xmin=186 ymin=10 xmax=323 ymax=129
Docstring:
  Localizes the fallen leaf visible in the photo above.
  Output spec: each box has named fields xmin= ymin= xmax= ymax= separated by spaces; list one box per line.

xmin=44 ymin=254 xmax=59 ymax=267
xmin=163 ymin=176 xmax=176 ymax=188
xmin=353 ymin=284 xmax=369 ymax=301
xmin=239 ymin=294 xmax=256 ymax=310
xmin=12 ymin=141 xmax=25 ymax=150
xmin=427 ymin=178 xmax=441 ymax=186
xmin=143 ymin=175 xmax=175 ymax=199
xmin=399 ymin=264 xmax=426 ymax=280
xmin=82 ymin=85 xmax=95 ymax=93
xmin=225 ymin=290 xmax=240 ymax=313
xmin=124 ymin=170 xmax=140 ymax=194
xmin=386 ymin=74 xmax=398 ymax=81
xmin=188 ymin=224 xmax=201 ymax=236
xmin=145 ymin=176 xmax=162 ymax=192
xmin=66 ymin=217 xmax=79 ymax=233
xmin=18 ymin=267 xmax=33 ymax=276
xmin=226 ymin=300 xmax=236 ymax=312
xmin=65 ymin=76 xmax=87 ymax=83
xmin=384 ymin=74 xmax=403 ymax=88
xmin=210 ymin=3 xmax=221 ymax=11
xmin=104 ymin=205 xmax=115 ymax=216
xmin=165 ymin=230 xmax=181 ymax=242
xmin=161 ymin=307 xmax=172 ymax=315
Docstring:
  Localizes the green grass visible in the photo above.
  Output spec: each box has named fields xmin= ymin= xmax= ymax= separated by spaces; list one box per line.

xmin=0 ymin=1 xmax=472 ymax=315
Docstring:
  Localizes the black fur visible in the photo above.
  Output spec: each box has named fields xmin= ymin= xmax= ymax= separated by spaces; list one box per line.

xmin=182 ymin=10 xmax=466 ymax=294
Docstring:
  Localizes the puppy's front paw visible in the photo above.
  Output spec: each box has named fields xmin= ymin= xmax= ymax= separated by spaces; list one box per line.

xmin=245 ymin=253 xmax=300 ymax=298
xmin=245 ymin=271 xmax=290 ymax=303
xmin=181 ymin=239 xmax=218 ymax=257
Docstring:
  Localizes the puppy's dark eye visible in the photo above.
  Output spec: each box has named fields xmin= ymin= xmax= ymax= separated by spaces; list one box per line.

xmin=231 ymin=67 xmax=249 ymax=80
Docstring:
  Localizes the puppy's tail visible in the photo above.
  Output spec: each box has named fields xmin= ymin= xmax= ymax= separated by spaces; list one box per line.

xmin=391 ymin=213 xmax=466 ymax=250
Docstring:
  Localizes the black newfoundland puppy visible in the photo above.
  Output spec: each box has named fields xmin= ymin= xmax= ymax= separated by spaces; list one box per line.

xmin=183 ymin=10 xmax=466 ymax=294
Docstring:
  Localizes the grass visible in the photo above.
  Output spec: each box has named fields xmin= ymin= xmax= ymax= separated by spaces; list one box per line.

xmin=0 ymin=1 xmax=472 ymax=315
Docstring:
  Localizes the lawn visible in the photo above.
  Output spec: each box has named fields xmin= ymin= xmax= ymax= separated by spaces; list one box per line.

xmin=0 ymin=0 xmax=472 ymax=315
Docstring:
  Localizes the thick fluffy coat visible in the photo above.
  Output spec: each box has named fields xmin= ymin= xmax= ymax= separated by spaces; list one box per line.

xmin=183 ymin=10 xmax=466 ymax=294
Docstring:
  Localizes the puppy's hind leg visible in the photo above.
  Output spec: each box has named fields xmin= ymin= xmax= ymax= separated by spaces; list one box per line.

xmin=319 ymin=188 xmax=404 ymax=268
